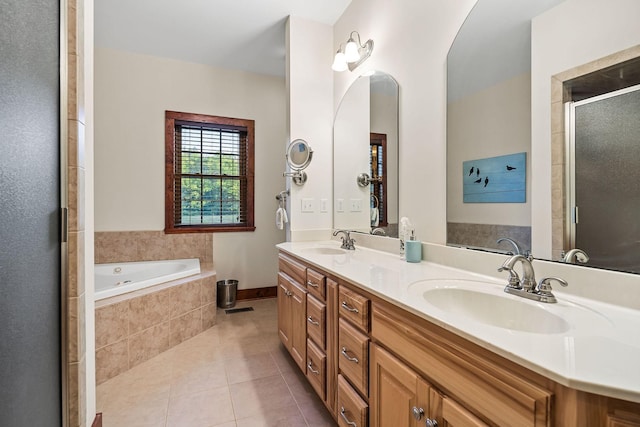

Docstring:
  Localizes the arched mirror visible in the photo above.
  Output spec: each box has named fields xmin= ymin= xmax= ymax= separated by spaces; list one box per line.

xmin=285 ymin=138 xmax=313 ymax=186
xmin=333 ymin=71 xmax=399 ymax=237
xmin=446 ymin=0 xmax=640 ymax=274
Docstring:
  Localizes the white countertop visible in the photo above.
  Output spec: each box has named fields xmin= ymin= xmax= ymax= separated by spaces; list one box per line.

xmin=277 ymin=240 xmax=640 ymax=404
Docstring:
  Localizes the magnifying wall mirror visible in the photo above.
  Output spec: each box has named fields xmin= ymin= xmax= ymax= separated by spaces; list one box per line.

xmin=285 ymin=139 xmax=313 ymax=185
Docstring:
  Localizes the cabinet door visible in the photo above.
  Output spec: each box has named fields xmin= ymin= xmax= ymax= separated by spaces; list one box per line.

xmin=430 ymin=388 xmax=489 ymax=427
xmin=370 ymin=343 xmax=430 ymax=427
xmin=277 ymin=273 xmax=292 ymax=349
xmin=289 ymin=277 xmax=308 ymax=371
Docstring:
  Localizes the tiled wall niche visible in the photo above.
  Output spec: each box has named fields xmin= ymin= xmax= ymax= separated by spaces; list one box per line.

xmin=94 ymin=230 xmax=216 ymax=384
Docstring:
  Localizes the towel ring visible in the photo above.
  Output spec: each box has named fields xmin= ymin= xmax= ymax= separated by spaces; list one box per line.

xmin=371 ymin=194 xmax=379 ymax=208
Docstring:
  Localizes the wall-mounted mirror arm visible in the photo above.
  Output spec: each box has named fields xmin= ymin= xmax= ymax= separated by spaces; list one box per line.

xmin=283 ymin=170 xmax=308 ymax=186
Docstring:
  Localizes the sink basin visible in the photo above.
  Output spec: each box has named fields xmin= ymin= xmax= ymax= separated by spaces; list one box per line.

xmin=407 ymin=279 xmax=574 ymax=334
xmin=301 ymin=247 xmax=346 ymax=256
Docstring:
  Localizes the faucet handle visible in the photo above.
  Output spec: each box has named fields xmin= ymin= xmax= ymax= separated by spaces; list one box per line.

xmin=537 ymin=277 xmax=568 ymax=294
xmin=498 ymin=266 xmax=521 ymax=288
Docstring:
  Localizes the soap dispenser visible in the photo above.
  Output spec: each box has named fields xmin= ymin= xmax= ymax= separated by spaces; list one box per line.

xmin=405 ymin=231 xmax=422 ymax=263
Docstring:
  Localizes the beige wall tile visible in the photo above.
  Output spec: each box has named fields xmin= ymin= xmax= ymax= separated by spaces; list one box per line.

xmin=202 ymin=303 xmax=217 ymax=330
xmin=170 ymin=309 xmax=202 ymax=347
xmin=201 ymin=275 xmax=217 ymax=305
xmin=96 ymin=340 xmax=129 ymax=385
xmin=67 ymin=231 xmax=79 ymax=298
xmin=170 ymin=280 xmax=202 ymax=318
xmin=95 ymin=232 xmax=139 ymax=263
xmin=129 ymin=322 xmax=171 ymax=368
xmin=136 ymin=231 xmax=169 ymax=261
xmin=95 ymin=300 xmax=129 ymax=349
xmin=68 ymin=297 xmax=79 ymax=364
xmin=67 ymin=361 xmax=79 ymax=427
xmin=129 ymin=288 xmax=172 ymax=334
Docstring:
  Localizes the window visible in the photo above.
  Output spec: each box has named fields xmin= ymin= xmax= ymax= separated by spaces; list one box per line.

xmin=370 ymin=133 xmax=387 ymax=226
xmin=165 ymin=111 xmax=255 ymax=233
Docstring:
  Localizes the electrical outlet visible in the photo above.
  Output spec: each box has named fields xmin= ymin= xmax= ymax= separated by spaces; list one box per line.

xmin=336 ymin=198 xmax=344 ymax=212
xmin=350 ymin=198 xmax=362 ymax=212
xmin=301 ymin=198 xmax=314 ymax=213
xmin=320 ymin=198 xmax=328 ymax=213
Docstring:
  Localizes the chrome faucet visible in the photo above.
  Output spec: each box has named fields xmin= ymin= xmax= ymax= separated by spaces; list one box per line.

xmin=498 ymin=254 xmax=569 ymax=303
xmin=499 ymin=254 xmax=536 ymax=291
xmin=562 ymin=248 xmax=589 ymax=264
xmin=333 ymin=230 xmax=356 ymax=250
xmin=496 ymin=237 xmax=521 ymax=255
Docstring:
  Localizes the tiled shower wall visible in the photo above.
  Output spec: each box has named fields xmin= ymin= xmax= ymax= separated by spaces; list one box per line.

xmin=95 ymin=231 xmax=212 ymax=265
xmin=65 ymin=0 xmax=87 ymax=425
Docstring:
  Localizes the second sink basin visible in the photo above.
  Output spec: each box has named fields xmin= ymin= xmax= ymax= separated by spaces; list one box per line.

xmin=300 ymin=247 xmax=347 ymax=256
xmin=404 ymin=279 xmax=608 ymax=334
xmin=421 ymin=286 xmax=570 ymax=334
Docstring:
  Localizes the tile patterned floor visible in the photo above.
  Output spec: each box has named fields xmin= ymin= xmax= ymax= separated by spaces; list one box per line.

xmin=97 ymin=298 xmax=337 ymax=426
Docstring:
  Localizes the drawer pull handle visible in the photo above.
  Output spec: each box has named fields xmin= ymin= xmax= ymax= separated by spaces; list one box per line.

xmin=425 ymin=419 xmax=438 ymax=427
xmin=307 ymin=361 xmax=320 ymax=375
xmin=341 ymin=301 xmax=359 ymax=313
xmin=285 ymin=290 xmax=292 ymax=297
xmin=307 ymin=280 xmax=319 ymax=288
xmin=307 ymin=316 xmax=320 ymax=326
xmin=341 ymin=347 xmax=359 ymax=364
xmin=340 ymin=406 xmax=357 ymax=427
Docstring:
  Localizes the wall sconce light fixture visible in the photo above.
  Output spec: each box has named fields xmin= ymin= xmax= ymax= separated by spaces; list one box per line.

xmin=332 ymin=31 xmax=374 ymax=72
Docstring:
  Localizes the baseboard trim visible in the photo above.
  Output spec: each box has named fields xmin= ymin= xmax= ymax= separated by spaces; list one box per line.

xmin=237 ymin=286 xmax=277 ymax=300
xmin=92 ymin=413 xmax=102 ymax=427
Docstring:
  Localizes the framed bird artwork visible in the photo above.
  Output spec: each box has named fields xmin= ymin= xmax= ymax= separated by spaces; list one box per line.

xmin=462 ymin=152 xmax=526 ymax=203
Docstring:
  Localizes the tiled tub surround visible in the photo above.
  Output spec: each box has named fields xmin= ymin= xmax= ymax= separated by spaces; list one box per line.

xmin=447 ymin=222 xmax=531 ymax=254
xmin=95 ymin=231 xmax=213 ymax=264
xmin=95 ymin=268 xmax=217 ymax=384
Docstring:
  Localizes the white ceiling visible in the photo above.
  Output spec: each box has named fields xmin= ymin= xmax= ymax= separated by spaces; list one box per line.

xmin=94 ymin=0 xmax=352 ymax=77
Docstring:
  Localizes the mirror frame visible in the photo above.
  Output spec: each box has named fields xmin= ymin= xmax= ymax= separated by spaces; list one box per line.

xmin=286 ymin=139 xmax=313 ymax=171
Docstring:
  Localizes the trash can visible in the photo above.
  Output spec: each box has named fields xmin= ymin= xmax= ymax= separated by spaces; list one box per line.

xmin=217 ymin=279 xmax=238 ymax=309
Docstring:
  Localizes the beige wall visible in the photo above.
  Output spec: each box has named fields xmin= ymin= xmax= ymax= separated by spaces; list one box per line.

xmin=447 ymin=72 xmax=531 ymax=226
xmin=94 ymin=48 xmax=286 ymax=289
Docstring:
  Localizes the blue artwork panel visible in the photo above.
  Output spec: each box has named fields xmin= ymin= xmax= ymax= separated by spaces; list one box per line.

xmin=463 ymin=152 xmax=526 ymax=203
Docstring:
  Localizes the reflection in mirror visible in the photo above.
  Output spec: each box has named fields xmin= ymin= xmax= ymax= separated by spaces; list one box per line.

xmin=446 ymin=0 xmax=564 ymax=255
xmin=447 ymin=0 xmax=640 ymax=275
xmin=334 ymin=71 xmax=399 ymax=237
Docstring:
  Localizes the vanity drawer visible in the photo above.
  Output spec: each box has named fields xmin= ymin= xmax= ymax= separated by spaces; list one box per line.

xmin=339 ymin=317 xmax=369 ymax=397
xmin=278 ymin=252 xmax=306 ymax=285
xmin=306 ymin=267 xmax=326 ymax=300
xmin=339 ymin=286 xmax=370 ymax=332
xmin=337 ymin=374 xmax=368 ymax=427
xmin=306 ymin=294 xmax=326 ymax=350
xmin=306 ymin=339 xmax=326 ymax=401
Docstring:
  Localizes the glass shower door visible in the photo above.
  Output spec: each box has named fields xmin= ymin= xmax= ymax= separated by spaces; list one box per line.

xmin=568 ymin=84 xmax=640 ymax=273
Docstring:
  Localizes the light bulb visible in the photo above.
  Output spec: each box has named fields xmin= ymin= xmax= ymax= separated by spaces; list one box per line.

xmin=331 ymin=52 xmax=348 ymax=72
xmin=344 ymin=39 xmax=360 ymax=63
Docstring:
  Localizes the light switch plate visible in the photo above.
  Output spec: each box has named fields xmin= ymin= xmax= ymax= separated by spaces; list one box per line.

xmin=350 ymin=198 xmax=362 ymax=212
xmin=336 ymin=198 xmax=344 ymax=212
xmin=320 ymin=198 xmax=328 ymax=213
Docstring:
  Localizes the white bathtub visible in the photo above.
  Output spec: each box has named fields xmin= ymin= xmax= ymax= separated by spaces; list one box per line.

xmin=95 ymin=258 xmax=201 ymax=301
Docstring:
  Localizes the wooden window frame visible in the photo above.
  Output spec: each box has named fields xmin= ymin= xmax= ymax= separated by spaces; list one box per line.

xmin=370 ymin=132 xmax=388 ymax=227
xmin=165 ymin=110 xmax=255 ymax=233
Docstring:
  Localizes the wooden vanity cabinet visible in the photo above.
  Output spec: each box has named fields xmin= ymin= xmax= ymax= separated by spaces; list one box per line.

xmin=277 ymin=271 xmax=307 ymax=371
